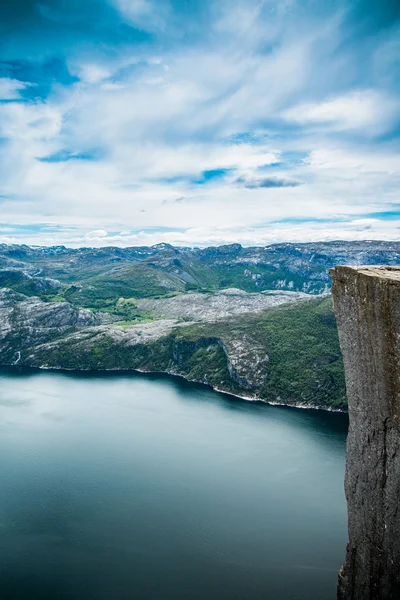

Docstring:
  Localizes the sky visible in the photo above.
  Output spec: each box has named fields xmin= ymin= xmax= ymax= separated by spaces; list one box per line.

xmin=0 ymin=0 xmax=399 ymax=248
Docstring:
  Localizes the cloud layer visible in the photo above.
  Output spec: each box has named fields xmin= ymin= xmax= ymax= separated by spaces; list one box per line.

xmin=0 ymin=0 xmax=399 ymax=247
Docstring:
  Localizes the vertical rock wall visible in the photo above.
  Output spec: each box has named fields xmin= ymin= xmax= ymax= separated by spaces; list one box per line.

xmin=330 ymin=266 xmax=400 ymax=600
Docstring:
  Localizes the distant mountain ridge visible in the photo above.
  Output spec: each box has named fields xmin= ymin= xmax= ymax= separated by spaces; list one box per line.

xmin=1 ymin=241 xmax=400 ymax=304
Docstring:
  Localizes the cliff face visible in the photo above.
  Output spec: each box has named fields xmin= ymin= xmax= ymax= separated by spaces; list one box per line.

xmin=330 ymin=266 xmax=400 ymax=600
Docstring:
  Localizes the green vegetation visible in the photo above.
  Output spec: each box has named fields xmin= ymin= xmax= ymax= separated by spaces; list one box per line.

xmin=43 ymin=288 xmax=158 ymax=322
xmin=26 ymin=296 xmax=346 ymax=410
xmin=258 ymin=297 xmax=345 ymax=409
xmin=168 ymin=296 xmax=346 ymax=410
xmin=0 ymin=242 xmax=336 ymax=312
xmin=0 ymin=242 xmax=355 ymax=409
xmin=61 ymin=264 xmax=186 ymax=307
xmin=179 ymin=262 xmax=325 ymax=294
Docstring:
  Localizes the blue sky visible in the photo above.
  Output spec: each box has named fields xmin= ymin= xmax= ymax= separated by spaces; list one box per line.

xmin=0 ymin=0 xmax=399 ymax=247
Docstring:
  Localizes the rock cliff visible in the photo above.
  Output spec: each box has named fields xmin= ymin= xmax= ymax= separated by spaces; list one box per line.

xmin=331 ymin=266 xmax=400 ymax=600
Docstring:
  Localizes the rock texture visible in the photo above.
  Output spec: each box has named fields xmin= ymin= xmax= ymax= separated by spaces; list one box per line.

xmin=330 ymin=266 xmax=400 ymax=600
xmin=136 ymin=288 xmax=311 ymax=321
xmin=0 ymin=288 xmax=101 ymax=364
xmin=171 ymin=335 xmax=269 ymax=390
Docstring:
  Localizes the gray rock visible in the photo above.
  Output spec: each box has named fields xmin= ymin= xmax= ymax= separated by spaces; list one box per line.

xmin=0 ymin=288 xmax=100 ymax=364
xmin=330 ymin=266 xmax=400 ymax=600
xmin=136 ymin=289 xmax=311 ymax=321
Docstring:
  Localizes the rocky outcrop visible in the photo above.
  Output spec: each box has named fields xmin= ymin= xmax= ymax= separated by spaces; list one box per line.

xmin=136 ymin=288 xmax=311 ymax=321
xmin=330 ymin=266 xmax=400 ymax=600
xmin=0 ymin=288 xmax=101 ymax=364
xmin=172 ymin=336 xmax=269 ymax=390
xmin=0 ymin=268 xmax=63 ymax=294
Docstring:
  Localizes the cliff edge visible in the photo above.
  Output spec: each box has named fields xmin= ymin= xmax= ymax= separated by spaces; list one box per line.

xmin=330 ymin=266 xmax=400 ymax=600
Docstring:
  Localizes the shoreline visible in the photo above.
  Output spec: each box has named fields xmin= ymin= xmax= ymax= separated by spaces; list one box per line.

xmin=2 ymin=362 xmax=348 ymax=414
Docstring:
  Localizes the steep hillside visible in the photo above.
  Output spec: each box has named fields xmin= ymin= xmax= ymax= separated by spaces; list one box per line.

xmin=0 ymin=289 xmax=346 ymax=410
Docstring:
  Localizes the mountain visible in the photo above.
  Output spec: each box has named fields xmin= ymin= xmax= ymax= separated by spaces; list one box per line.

xmin=2 ymin=242 xmax=400 ymax=314
xmin=1 ymin=240 xmax=400 ymax=411
xmin=0 ymin=288 xmax=345 ymax=410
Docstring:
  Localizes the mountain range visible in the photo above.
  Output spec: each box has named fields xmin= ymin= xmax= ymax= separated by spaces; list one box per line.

xmin=1 ymin=240 xmax=400 ymax=410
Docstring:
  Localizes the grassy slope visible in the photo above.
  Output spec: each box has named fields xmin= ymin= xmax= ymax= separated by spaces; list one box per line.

xmin=62 ymin=264 xmax=185 ymax=308
xmin=29 ymin=296 xmax=346 ymax=410
xmin=169 ymin=296 xmax=346 ymax=409
xmin=181 ymin=261 xmax=327 ymax=294
xmin=0 ymin=245 xmax=330 ymax=308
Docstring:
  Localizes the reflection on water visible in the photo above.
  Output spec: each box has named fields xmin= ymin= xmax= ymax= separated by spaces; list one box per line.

xmin=0 ymin=367 xmax=348 ymax=600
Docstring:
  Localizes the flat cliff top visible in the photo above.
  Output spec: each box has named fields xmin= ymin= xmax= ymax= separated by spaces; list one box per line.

xmin=331 ymin=265 xmax=400 ymax=281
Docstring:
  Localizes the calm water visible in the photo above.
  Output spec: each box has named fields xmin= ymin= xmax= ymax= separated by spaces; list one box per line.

xmin=0 ymin=367 xmax=348 ymax=600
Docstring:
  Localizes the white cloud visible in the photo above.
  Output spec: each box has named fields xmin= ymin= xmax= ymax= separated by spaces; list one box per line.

xmin=2 ymin=217 xmax=400 ymax=249
xmin=111 ymin=0 xmax=170 ymax=31
xmin=0 ymin=0 xmax=399 ymax=247
xmin=86 ymin=229 xmax=108 ymax=238
xmin=282 ymin=90 xmax=399 ymax=134
xmin=0 ymin=78 xmax=32 ymax=100
xmin=74 ymin=64 xmax=113 ymax=84
xmin=306 ymin=147 xmax=400 ymax=175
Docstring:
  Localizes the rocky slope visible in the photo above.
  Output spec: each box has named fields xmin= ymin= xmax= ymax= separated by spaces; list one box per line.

xmin=0 ymin=288 xmax=101 ymax=364
xmin=0 ymin=288 xmax=346 ymax=410
xmin=135 ymin=288 xmax=311 ymax=321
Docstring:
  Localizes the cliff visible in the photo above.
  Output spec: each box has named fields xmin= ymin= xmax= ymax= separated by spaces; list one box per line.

xmin=330 ymin=266 xmax=400 ymax=599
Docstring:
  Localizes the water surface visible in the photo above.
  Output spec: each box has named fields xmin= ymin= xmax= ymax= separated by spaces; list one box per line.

xmin=0 ymin=368 xmax=348 ymax=600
